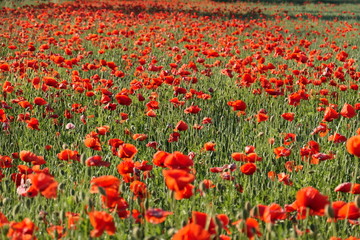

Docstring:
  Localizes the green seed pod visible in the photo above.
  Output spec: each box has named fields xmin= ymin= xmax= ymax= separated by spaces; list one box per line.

xmin=98 ymin=186 xmax=106 ymax=196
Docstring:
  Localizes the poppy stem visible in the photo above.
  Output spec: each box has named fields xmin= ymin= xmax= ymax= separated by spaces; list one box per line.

xmin=331 ymin=219 xmax=337 ymax=237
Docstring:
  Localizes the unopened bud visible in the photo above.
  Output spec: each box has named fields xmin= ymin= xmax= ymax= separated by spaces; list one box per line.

xmin=355 ymin=195 xmax=360 ymax=208
xmin=245 ymin=201 xmax=252 ymax=212
xmin=325 ymin=204 xmax=335 ymax=218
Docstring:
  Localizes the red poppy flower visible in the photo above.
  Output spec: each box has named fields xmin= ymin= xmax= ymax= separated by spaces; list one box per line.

xmin=263 ymin=204 xmax=287 ymax=223
xmin=96 ymin=126 xmax=110 ymax=135
xmin=346 ymin=135 xmax=360 ymax=157
xmin=323 ymin=107 xmax=339 ymax=122
xmin=86 ymin=156 xmax=110 ymax=167
xmin=328 ymin=133 xmax=347 ymax=143
xmin=296 ymin=187 xmax=329 ymax=213
xmin=34 ymin=97 xmax=47 ymax=106
xmin=117 ymin=143 xmax=137 ymax=160
xmin=281 ymin=112 xmax=295 ymax=121
xmin=231 ymin=152 xmax=248 ymax=162
xmin=129 ymin=180 xmax=147 ymax=199
xmin=0 ymin=212 xmax=8 ymax=227
xmin=130 ymin=133 xmax=146 ymax=141
xmin=240 ymin=163 xmax=257 ymax=175
xmin=20 ymin=151 xmax=46 ymax=165
xmin=274 ymin=146 xmax=291 ymax=158
xmin=117 ymin=161 xmax=134 ymax=175
xmin=174 ymin=184 xmax=195 ymax=200
xmin=47 ymin=225 xmax=66 ymax=239
xmin=232 ymin=218 xmax=262 ymax=239
xmin=163 ymin=169 xmax=195 ymax=192
xmin=189 ymin=212 xmax=217 ymax=235
xmin=184 ymin=105 xmax=201 ymax=114
xmin=28 ymin=173 xmax=58 ymax=199
xmin=146 ymin=109 xmax=157 ymax=117
xmin=115 ymin=94 xmax=132 ymax=106
xmin=340 ymin=103 xmax=356 ymax=118
xmin=0 ymin=109 xmax=7 ymax=123
xmin=145 ymin=208 xmax=173 ymax=224
xmin=88 ymin=211 xmax=116 ymax=237
xmin=334 ymin=182 xmax=360 ymax=194
xmin=164 ymin=151 xmax=193 ymax=170
xmin=174 ymin=120 xmax=188 ymax=131
xmin=57 ymin=149 xmax=80 ymax=162
xmin=168 ymin=132 xmax=180 ymax=142
xmin=26 ymin=118 xmax=40 ymax=130
xmin=90 ymin=175 xmax=120 ymax=193
xmin=283 ymin=133 xmax=296 ymax=145
xmin=203 ymin=142 xmax=216 ymax=151
xmin=152 ymin=151 xmax=169 ymax=168
xmin=7 ymin=218 xmax=37 ymax=240
xmin=277 ymin=173 xmax=293 ymax=186
xmin=227 ymin=100 xmax=247 ymax=111
xmin=172 ymin=223 xmax=211 ymax=240
xmin=84 ymin=136 xmax=102 ymax=151
xmin=256 ymin=113 xmax=269 ymax=122
xmin=66 ymin=212 xmax=81 ymax=229
xmin=337 ymin=202 xmax=360 ymax=220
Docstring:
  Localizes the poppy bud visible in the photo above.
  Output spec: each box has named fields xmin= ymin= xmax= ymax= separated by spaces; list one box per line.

xmin=250 ymin=206 xmax=259 ymax=217
xmin=12 ymin=204 xmax=21 ymax=217
xmin=2 ymin=197 xmax=10 ymax=205
xmin=167 ymin=228 xmax=176 ymax=236
xmin=132 ymin=226 xmax=142 ymax=239
xmin=355 ymin=195 xmax=360 ymax=209
xmin=325 ymin=204 xmax=335 ymax=218
xmin=199 ymin=181 xmax=207 ymax=193
xmin=87 ymin=199 xmax=94 ymax=210
xmin=241 ymin=208 xmax=249 ymax=219
xmin=58 ymin=182 xmax=65 ymax=190
xmin=120 ymin=183 xmax=127 ymax=193
xmin=245 ymin=201 xmax=252 ymax=213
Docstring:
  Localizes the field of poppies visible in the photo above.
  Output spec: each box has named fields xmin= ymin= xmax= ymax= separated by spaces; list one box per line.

xmin=0 ymin=0 xmax=359 ymax=239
